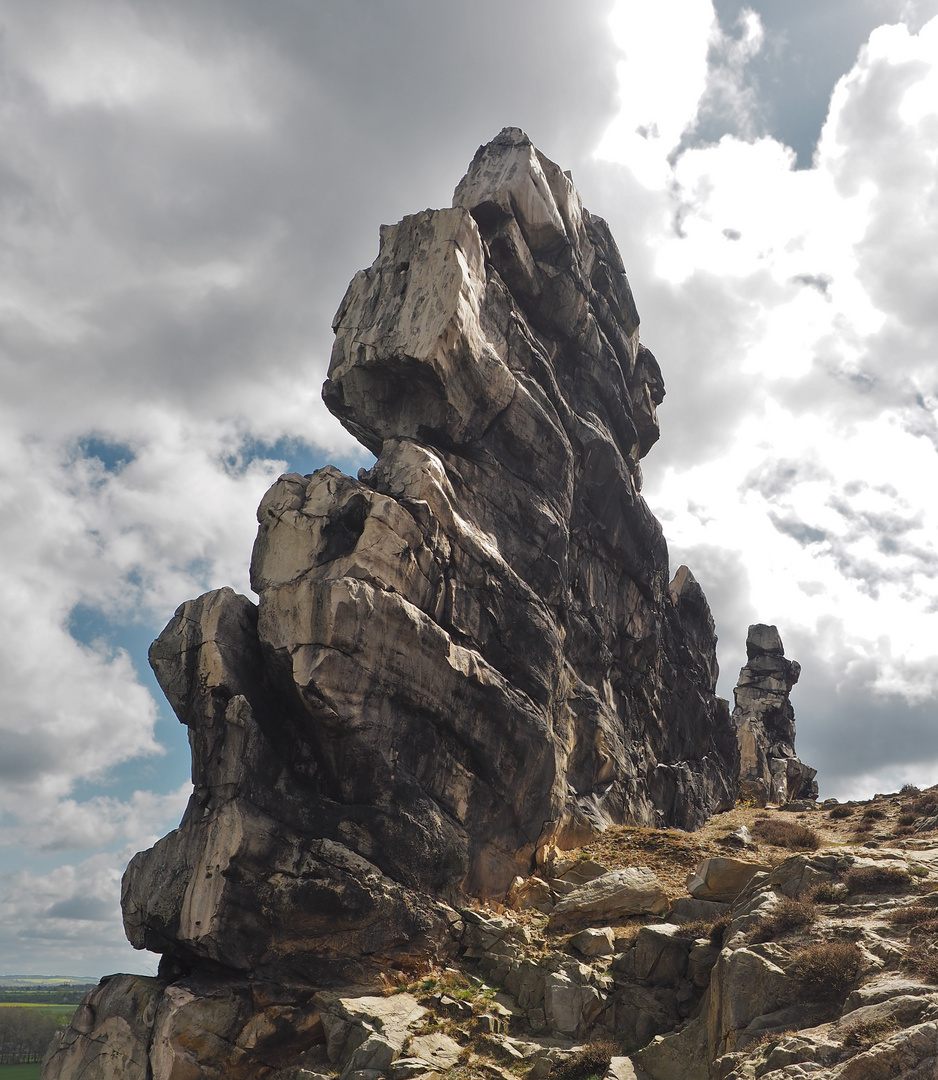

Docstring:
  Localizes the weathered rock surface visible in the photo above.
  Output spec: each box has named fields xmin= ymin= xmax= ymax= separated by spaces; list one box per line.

xmin=686 ymin=856 xmax=771 ymax=904
xmin=732 ymin=624 xmax=817 ymax=806
xmin=634 ymin=839 xmax=938 ymax=1080
xmin=45 ymin=129 xmax=742 ymax=1078
xmin=45 ymin=792 xmax=938 ymax=1078
xmin=549 ymin=868 xmax=670 ymax=929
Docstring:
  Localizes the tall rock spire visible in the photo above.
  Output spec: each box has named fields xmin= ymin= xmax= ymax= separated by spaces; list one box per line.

xmin=43 ymin=129 xmax=741 ymax=1080
xmin=732 ymin=623 xmax=817 ymax=805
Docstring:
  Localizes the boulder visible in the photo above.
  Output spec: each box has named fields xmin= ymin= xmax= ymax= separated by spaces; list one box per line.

xmin=686 ymin=857 xmax=770 ymax=903
xmin=634 ymin=925 xmax=692 ymax=986
xmin=507 ymin=875 xmax=554 ymax=914
xmin=543 ymin=971 xmax=604 ymax=1035
xmin=406 ymin=1032 xmax=463 ymax=1072
xmin=570 ymin=927 xmax=617 ymax=957
xmin=669 ymin=897 xmax=730 ymax=923
xmin=41 ymin=976 xmax=163 ymax=1080
xmin=549 ymin=868 xmax=669 ymax=929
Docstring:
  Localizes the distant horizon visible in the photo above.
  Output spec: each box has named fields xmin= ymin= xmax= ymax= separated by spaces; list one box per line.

xmin=0 ymin=975 xmax=99 ymax=982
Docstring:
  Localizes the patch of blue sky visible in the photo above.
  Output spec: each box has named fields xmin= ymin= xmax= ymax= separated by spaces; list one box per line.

xmin=74 ymin=436 xmax=136 ymax=473
xmin=0 ymin=849 xmax=91 ymax=877
xmin=66 ymin=605 xmax=190 ymax=807
xmin=707 ymin=0 xmax=920 ymax=169
xmin=229 ymin=435 xmax=374 ymax=480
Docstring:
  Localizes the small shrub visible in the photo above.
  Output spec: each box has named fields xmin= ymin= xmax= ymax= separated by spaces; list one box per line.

xmin=903 ymin=941 xmax=938 ymax=984
xmin=748 ymin=898 xmax=817 ymax=944
xmin=851 ymin=821 xmax=874 ymax=836
xmin=911 ymin=792 xmax=938 ymax=816
xmin=898 ymin=813 xmax=918 ymax=827
xmin=708 ymin=913 xmax=733 ymax=947
xmin=745 ymin=1028 xmax=797 ymax=1054
xmin=861 ymin=807 xmax=886 ymax=821
xmin=844 ymin=865 xmax=913 ymax=895
xmin=809 ymin=880 xmax=847 ymax=904
xmin=751 ymin=818 xmax=821 ymax=851
xmin=900 ymin=784 xmax=922 ymax=796
xmin=828 ymin=804 xmax=854 ymax=819
xmin=789 ymin=941 xmax=863 ymax=1001
xmin=841 ymin=1016 xmax=901 ymax=1049
xmin=674 ymin=918 xmax=717 ymax=941
xmin=886 ymin=903 xmax=938 ymax=926
xmin=550 ymin=1041 xmax=614 ymax=1080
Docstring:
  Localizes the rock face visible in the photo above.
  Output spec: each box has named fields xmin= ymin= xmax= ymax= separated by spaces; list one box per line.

xmin=732 ymin=624 xmax=817 ymax=806
xmin=43 ymin=128 xmax=740 ymax=1080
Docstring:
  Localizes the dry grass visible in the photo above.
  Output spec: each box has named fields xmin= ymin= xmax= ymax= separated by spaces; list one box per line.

xmin=744 ymin=1028 xmax=798 ymax=1055
xmin=828 ymin=804 xmax=854 ymax=819
xmin=841 ymin=1016 xmax=902 ymax=1049
xmin=748 ymin=898 xmax=817 ymax=944
xmin=903 ymin=941 xmax=938 ymax=984
xmin=789 ymin=941 xmax=863 ymax=1001
xmin=886 ymin=903 xmax=938 ymax=927
xmin=550 ymin=1041 xmax=615 ymax=1080
xmin=707 ymin=913 xmax=733 ymax=947
xmin=809 ymin=881 xmax=847 ymax=904
xmin=910 ymin=792 xmax=938 ymax=816
xmin=672 ymin=917 xmax=716 ymax=941
xmin=843 ymin=865 xmax=913 ymax=895
xmin=751 ymin=817 xmax=821 ymax=851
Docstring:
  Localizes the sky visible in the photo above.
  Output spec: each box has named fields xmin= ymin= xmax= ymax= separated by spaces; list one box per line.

xmin=1 ymin=0 xmax=937 ymax=978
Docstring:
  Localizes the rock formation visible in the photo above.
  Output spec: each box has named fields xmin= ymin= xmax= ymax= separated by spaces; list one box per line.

xmin=125 ymin=126 xmax=739 ymax=983
xmin=732 ymin=624 xmax=817 ymax=806
xmin=42 ymin=128 xmax=741 ymax=1079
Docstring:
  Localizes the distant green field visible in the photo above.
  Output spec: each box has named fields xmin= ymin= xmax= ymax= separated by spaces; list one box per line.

xmin=0 ymin=1004 xmax=73 ymax=1018
xmin=0 ymin=1065 xmax=42 ymax=1079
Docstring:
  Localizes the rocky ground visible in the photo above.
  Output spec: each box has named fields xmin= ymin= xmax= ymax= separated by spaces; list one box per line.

xmin=263 ymin=785 xmax=938 ymax=1080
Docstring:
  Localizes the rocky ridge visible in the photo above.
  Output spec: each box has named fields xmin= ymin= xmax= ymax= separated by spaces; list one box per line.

xmin=43 ymin=789 xmax=938 ymax=1079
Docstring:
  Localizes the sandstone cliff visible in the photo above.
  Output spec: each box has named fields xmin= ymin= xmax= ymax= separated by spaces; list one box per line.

xmin=42 ymin=129 xmax=743 ymax=1079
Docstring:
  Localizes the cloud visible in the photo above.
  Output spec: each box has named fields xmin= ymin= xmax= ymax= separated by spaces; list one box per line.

xmin=0 ymin=849 xmax=161 ymax=975
xmin=594 ymin=7 xmax=938 ymax=796
xmin=598 ymin=0 xmax=717 ymax=184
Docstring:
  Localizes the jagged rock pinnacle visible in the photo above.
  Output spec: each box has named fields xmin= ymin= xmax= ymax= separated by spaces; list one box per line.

xmin=42 ymin=128 xmax=742 ymax=1080
xmin=733 ymin=622 xmax=817 ymax=805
